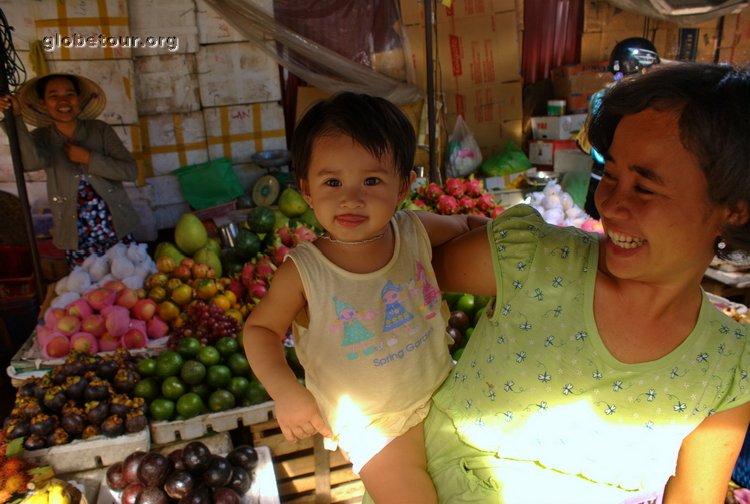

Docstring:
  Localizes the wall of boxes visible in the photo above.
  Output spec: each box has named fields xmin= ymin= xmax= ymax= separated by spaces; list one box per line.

xmin=0 ymin=0 xmax=284 ymax=240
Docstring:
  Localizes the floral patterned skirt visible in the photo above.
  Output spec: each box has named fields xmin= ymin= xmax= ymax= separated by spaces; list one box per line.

xmin=65 ymin=175 xmax=133 ymax=267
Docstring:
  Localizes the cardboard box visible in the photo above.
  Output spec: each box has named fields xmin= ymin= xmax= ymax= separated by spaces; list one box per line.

xmin=399 ymin=0 xmax=516 ymax=26
xmin=203 ymin=103 xmax=287 ymax=163
xmin=128 ymin=0 xmax=199 ymax=54
xmin=32 ymin=0 xmax=131 ymax=59
xmin=50 ymin=59 xmax=139 ymax=125
xmin=528 ymin=139 xmax=577 ymax=166
xmin=109 ymin=124 xmax=145 ymax=185
xmin=134 ymin=54 xmax=201 ymax=115
xmin=444 ymin=80 xmax=523 ymax=123
xmin=139 ymin=111 xmax=209 ymax=177
xmin=195 ymin=0 xmax=262 ymax=44
xmin=530 ymin=114 xmax=587 ymax=140
xmin=196 ymin=42 xmax=281 ymax=107
xmin=402 ymin=24 xmax=427 ymax=90
xmin=144 ymin=174 xmax=186 ymax=207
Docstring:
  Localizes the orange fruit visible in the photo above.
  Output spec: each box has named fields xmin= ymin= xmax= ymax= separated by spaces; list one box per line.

xmin=158 ymin=300 xmax=180 ymax=322
xmin=223 ymin=290 xmax=237 ymax=306
xmin=212 ymin=294 xmax=231 ymax=312
xmin=195 ymin=278 xmax=218 ymax=300
xmin=171 ymin=283 xmax=194 ymax=307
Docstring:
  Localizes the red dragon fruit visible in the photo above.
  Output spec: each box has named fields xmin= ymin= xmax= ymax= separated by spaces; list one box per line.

xmin=423 ymin=182 xmax=444 ymax=203
xmin=463 ymin=176 xmax=484 ymax=197
xmin=436 ymin=195 xmax=459 ymax=214
xmin=476 ymin=193 xmax=496 ymax=212
xmin=458 ymin=195 xmax=475 ymax=212
xmin=277 ymin=226 xmax=294 ymax=247
xmin=291 ymin=225 xmax=318 ymax=246
xmin=444 ymin=177 xmax=465 ymax=198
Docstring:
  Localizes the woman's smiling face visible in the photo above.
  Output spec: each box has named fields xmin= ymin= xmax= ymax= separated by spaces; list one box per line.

xmin=595 ymin=107 xmax=728 ymax=284
xmin=41 ymin=77 xmax=81 ymax=124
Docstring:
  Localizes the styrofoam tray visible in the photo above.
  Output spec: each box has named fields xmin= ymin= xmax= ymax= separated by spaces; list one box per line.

xmin=96 ymin=445 xmax=279 ymax=504
xmin=23 ymin=429 xmax=150 ymax=474
xmin=150 ymin=401 xmax=275 ymax=445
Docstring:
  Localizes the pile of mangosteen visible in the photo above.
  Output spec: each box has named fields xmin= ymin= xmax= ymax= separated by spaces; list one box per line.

xmin=3 ymin=348 xmax=146 ymax=451
xmin=106 ymin=441 xmax=259 ymax=503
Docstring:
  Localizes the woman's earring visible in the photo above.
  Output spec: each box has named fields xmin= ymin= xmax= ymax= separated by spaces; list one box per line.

xmin=716 ymin=237 xmax=727 ymax=253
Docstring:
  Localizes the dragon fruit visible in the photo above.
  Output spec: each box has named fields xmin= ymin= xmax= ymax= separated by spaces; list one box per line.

xmin=458 ymin=195 xmax=475 ymax=212
xmin=437 ymin=195 xmax=459 ymax=214
xmin=444 ymin=177 xmax=465 ymax=198
xmin=463 ymin=176 xmax=484 ymax=197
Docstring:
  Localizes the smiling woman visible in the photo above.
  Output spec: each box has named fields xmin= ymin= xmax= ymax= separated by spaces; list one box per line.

xmin=425 ymin=62 xmax=750 ymax=504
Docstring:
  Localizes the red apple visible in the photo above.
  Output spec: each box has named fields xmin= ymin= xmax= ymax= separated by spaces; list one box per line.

xmin=84 ymin=288 xmax=117 ymax=311
xmin=102 ymin=305 xmax=130 ymax=337
xmin=103 ymin=280 xmax=127 ymax=293
xmin=44 ymin=307 xmax=66 ymax=331
xmin=116 ymin=288 xmax=139 ymax=310
xmin=171 ymin=264 xmax=192 ymax=282
xmin=70 ymin=332 xmax=98 ymax=354
xmin=98 ymin=331 xmax=122 ymax=352
xmin=66 ymin=298 xmax=93 ymax=320
xmin=81 ymin=314 xmax=106 ymax=337
xmin=43 ymin=334 xmax=70 ymax=360
xmin=146 ymin=317 xmax=169 ymax=339
xmin=56 ymin=314 xmax=81 ymax=336
xmin=132 ymin=299 xmax=157 ymax=321
xmin=122 ymin=328 xmax=147 ymax=349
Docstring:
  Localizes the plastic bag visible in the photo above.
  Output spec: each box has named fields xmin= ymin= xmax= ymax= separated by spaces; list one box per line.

xmin=445 ymin=116 xmax=482 ymax=178
xmin=173 ymin=158 xmax=245 ymax=210
xmin=480 ymin=140 xmax=532 ymax=178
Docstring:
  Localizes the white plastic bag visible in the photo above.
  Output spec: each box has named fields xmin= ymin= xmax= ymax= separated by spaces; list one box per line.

xmin=445 ymin=116 xmax=483 ymax=177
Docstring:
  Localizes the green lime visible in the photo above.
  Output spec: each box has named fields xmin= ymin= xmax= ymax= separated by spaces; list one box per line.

xmin=180 ymin=360 xmax=207 ymax=386
xmin=161 ymin=376 xmax=187 ymax=401
xmin=473 ymin=306 xmax=486 ymax=326
xmin=190 ymin=383 xmax=212 ymax=400
xmin=206 ymin=365 xmax=232 ymax=389
xmin=226 ymin=352 xmax=251 ymax=377
xmin=442 ymin=291 xmax=463 ymax=310
xmin=176 ymin=392 xmax=205 ymax=419
xmin=197 ymin=346 xmax=221 ymax=367
xmin=215 ymin=336 xmax=240 ymax=357
xmin=149 ymin=398 xmax=175 ymax=421
xmin=155 ymin=351 xmax=184 ymax=379
xmin=227 ymin=376 xmax=250 ymax=399
xmin=245 ymin=379 xmax=270 ymax=405
xmin=208 ymin=389 xmax=236 ymax=412
xmin=452 ymin=347 xmax=465 ymax=362
xmin=474 ymin=295 xmax=493 ymax=311
xmin=133 ymin=377 xmax=160 ymax=402
xmin=465 ymin=327 xmax=474 ymax=340
xmin=136 ymin=358 xmax=157 ymax=377
xmin=455 ymin=294 xmax=475 ymax=318
xmin=176 ymin=337 xmax=201 ymax=359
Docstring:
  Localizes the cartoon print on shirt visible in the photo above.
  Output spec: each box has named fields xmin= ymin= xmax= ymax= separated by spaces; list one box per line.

xmin=381 ymin=280 xmax=415 ymax=346
xmin=331 ymin=296 xmax=378 ymax=359
xmin=415 ymin=260 xmax=441 ymax=319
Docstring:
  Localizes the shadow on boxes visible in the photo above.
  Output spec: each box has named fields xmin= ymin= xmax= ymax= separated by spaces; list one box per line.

xmin=251 ymin=419 xmax=364 ymax=503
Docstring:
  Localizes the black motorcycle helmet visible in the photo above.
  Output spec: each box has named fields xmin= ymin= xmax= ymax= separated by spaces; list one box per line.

xmin=609 ymin=37 xmax=660 ymax=77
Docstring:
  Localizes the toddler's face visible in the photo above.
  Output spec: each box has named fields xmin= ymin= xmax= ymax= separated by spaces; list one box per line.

xmin=300 ymin=134 xmax=408 ymax=243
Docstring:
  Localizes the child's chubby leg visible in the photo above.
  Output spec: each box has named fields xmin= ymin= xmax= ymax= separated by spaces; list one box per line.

xmin=357 ymin=422 xmax=437 ymax=504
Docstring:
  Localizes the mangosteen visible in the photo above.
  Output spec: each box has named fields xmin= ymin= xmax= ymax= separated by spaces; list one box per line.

xmin=164 ymin=470 xmax=195 ymax=500
xmin=106 ymin=461 xmax=129 ymax=491
xmin=110 ymin=394 xmax=132 ymax=416
xmin=60 ymin=409 xmax=86 ymax=436
xmin=203 ymin=455 xmax=233 ymax=488
xmin=49 ymin=365 xmax=68 ymax=385
xmin=5 ymin=417 xmax=30 ymax=439
xmin=227 ymin=465 xmax=253 ymax=494
xmin=212 ymin=487 xmax=241 ymax=504
xmin=97 ymin=358 xmax=119 ymax=381
xmin=113 ymin=368 xmax=139 ymax=394
xmin=130 ymin=397 xmax=147 ymax=415
xmin=177 ymin=484 xmax=211 ymax=504
xmin=23 ymin=433 xmax=47 ymax=451
xmin=123 ymin=450 xmax=148 ymax=483
xmin=121 ymin=481 xmax=144 ymax=504
xmin=226 ymin=445 xmax=259 ymax=474
xmin=137 ymin=451 xmax=172 ymax=488
xmin=83 ymin=378 xmax=111 ymax=402
xmin=62 ymin=353 xmax=85 ymax=376
xmin=18 ymin=378 xmax=42 ymax=398
xmin=43 ymin=386 xmax=67 ymax=413
xmin=47 ymin=426 xmax=70 ymax=446
xmin=181 ymin=441 xmax=211 ymax=474
xmin=86 ymin=400 xmax=110 ymax=426
xmin=29 ymin=413 xmax=55 ymax=437
xmin=101 ymin=414 xmax=125 ymax=438
xmin=125 ymin=411 xmax=148 ymax=434
xmin=82 ymin=354 xmax=100 ymax=374
xmin=63 ymin=375 xmax=88 ymax=400
xmin=82 ymin=424 xmax=101 ymax=439
xmin=17 ymin=396 xmax=42 ymax=419
xmin=135 ymin=486 xmax=169 ymax=504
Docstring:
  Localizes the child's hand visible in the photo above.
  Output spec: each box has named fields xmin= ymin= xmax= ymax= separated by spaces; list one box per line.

xmin=274 ymin=383 xmax=332 ymax=442
xmin=64 ymin=142 xmax=91 ymax=165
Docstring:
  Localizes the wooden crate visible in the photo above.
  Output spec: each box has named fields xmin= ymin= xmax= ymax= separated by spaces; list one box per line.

xmin=251 ymin=419 xmax=365 ymax=503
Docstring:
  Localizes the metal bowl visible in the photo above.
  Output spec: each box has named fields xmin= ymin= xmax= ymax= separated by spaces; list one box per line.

xmin=251 ymin=149 xmax=291 ymax=169
xmin=526 ymin=171 xmax=561 ymax=187
xmin=218 ymin=222 xmax=239 ymax=248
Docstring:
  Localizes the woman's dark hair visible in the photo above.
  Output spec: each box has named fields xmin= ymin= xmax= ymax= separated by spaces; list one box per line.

xmin=588 ymin=62 xmax=750 ymax=250
xmin=36 ymin=74 xmax=81 ymax=99
xmin=291 ymin=92 xmax=416 ymax=184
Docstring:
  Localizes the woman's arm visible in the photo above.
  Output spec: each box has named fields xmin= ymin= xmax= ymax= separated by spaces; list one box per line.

xmin=664 ymin=401 xmax=750 ymax=504
xmin=432 ymin=223 xmax=496 ymax=297
xmin=0 ymin=95 xmax=50 ymax=171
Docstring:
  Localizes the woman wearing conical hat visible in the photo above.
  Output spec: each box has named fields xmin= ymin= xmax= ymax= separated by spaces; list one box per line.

xmin=0 ymin=73 xmax=139 ymax=268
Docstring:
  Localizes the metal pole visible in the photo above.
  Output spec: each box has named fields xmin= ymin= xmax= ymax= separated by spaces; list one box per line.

xmin=0 ymin=11 xmax=44 ymax=304
xmin=424 ymin=0 xmax=440 ymax=184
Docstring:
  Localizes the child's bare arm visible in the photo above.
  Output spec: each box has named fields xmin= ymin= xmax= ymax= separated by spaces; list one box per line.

xmin=415 ymin=210 xmax=490 ymax=247
xmin=243 ymin=261 xmax=332 ymax=441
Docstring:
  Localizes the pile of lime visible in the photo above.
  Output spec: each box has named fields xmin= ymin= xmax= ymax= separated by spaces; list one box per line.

xmin=133 ymin=335 xmax=270 ymax=422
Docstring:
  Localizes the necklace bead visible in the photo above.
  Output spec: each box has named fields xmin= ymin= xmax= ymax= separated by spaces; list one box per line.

xmin=321 ymin=231 xmax=386 ymax=245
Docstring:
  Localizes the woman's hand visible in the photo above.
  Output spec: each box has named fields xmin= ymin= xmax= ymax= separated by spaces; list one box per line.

xmin=0 ymin=94 xmax=20 ymax=117
xmin=64 ymin=142 xmax=91 ymax=166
